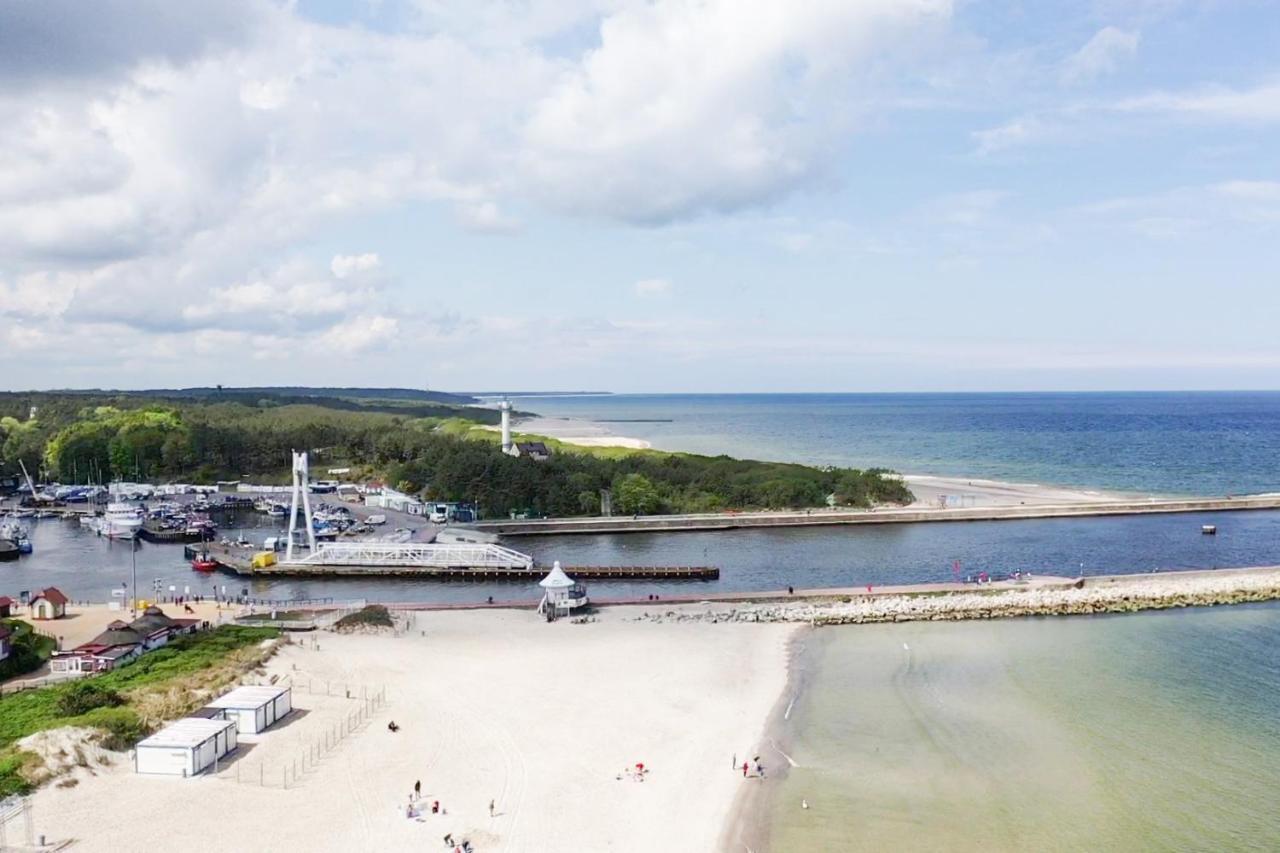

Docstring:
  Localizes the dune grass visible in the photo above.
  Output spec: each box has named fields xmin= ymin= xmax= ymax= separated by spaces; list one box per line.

xmin=0 ymin=625 xmax=279 ymax=797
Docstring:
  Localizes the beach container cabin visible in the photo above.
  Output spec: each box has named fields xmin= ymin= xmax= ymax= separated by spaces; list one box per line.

xmin=537 ymin=562 xmax=589 ymax=617
xmin=207 ymin=685 xmax=292 ymax=734
xmin=134 ymin=717 xmax=237 ymax=776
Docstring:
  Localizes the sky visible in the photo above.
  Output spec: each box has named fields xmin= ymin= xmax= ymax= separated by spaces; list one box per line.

xmin=1 ymin=0 xmax=1279 ymax=393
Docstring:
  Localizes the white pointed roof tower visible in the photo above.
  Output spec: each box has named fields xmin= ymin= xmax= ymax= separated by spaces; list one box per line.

xmin=539 ymin=561 xmax=576 ymax=589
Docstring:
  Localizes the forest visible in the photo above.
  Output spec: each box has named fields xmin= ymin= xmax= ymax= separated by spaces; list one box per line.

xmin=0 ymin=390 xmax=913 ymax=516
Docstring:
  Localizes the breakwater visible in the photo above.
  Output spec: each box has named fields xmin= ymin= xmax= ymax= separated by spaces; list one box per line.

xmin=476 ymin=494 xmax=1280 ymax=536
xmin=631 ymin=567 xmax=1280 ymax=625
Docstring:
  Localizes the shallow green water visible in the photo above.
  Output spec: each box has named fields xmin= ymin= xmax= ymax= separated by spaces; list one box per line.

xmin=767 ymin=604 xmax=1280 ymax=852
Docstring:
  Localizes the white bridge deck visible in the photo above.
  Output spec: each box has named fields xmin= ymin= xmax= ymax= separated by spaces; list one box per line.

xmin=280 ymin=541 xmax=535 ymax=569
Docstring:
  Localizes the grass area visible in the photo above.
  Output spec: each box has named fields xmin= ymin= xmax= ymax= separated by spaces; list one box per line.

xmin=0 ymin=619 xmax=57 ymax=682
xmin=0 ymin=625 xmax=279 ymax=797
xmin=334 ymin=605 xmax=394 ymax=631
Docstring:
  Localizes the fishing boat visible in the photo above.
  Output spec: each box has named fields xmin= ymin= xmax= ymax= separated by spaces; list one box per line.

xmin=191 ymin=549 xmax=219 ymax=572
xmin=1 ymin=521 xmax=32 ymax=555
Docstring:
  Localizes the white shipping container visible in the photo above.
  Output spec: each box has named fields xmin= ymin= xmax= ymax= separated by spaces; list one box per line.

xmin=207 ymin=685 xmax=293 ymax=734
xmin=135 ymin=718 xmax=238 ymax=776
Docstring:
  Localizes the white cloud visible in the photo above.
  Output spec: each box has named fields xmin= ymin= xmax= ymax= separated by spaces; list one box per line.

xmin=634 ymin=277 xmax=673 ymax=297
xmin=0 ymin=0 xmax=957 ymax=376
xmin=1061 ymin=27 xmax=1139 ymax=85
xmin=331 ymin=253 xmax=381 ymax=279
xmin=0 ymin=272 xmax=79 ymax=319
xmin=456 ymin=201 xmax=521 ymax=234
xmin=521 ymin=0 xmax=953 ymax=222
xmin=183 ymin=260 xmax=380 ymax=333
xmin=1214 ymin=180 xmax=1280 ymax=201
xmin=319 ymin=314 xmax=401 ymax=354
xmin=972 ymin=116 xmax=1048 ymax=155
xmin=1116 ymin=80 xmax=1280 ymax=122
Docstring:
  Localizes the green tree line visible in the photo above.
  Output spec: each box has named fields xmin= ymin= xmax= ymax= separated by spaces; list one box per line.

xmin=0 ymin=391 xmax=913 ymax=515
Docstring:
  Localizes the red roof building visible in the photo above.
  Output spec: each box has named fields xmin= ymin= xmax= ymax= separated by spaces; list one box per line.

xmin=30 ymin=587 xmax=69 ymax=620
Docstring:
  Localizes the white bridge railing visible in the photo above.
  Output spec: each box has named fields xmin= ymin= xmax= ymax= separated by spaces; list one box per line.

xmin=281 ymin=541 xmax=534 ymax=569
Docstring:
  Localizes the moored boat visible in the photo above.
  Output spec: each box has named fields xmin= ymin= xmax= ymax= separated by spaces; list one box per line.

xmin=99 ymin=502 xmax=144 ymax=539
xmin=191 ymin=552 xmax=219 ymax=572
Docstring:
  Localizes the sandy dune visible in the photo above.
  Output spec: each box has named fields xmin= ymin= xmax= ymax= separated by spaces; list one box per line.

xmin=29 ymin=608 xmax=795 ymax=852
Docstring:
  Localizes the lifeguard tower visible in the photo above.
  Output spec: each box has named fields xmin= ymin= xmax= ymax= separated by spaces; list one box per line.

xmin=537 ymin=561 xmax=589 ymax=620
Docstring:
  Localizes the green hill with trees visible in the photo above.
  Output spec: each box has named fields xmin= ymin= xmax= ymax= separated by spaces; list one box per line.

xmin=0 ymin=390 xmax=912 ymax=515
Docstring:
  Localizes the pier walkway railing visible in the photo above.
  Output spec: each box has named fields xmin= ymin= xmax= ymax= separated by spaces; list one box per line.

xmin=280 ymin=541 xmax=534 ymax=569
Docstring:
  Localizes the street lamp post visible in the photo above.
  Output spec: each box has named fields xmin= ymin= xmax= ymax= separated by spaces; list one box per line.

xmin=132 ymin=538 xmax=138 ymax=616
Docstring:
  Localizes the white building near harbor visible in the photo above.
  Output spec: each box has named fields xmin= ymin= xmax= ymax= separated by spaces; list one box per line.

xmin=364 ymin=486 xmax=424 ymax=515
xmin=134 ymin=717 xmax=238 ymax=776
xmin=207 ymin=685 xmax=293 ymax=735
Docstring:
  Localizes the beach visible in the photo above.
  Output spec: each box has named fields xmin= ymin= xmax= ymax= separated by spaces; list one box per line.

xmin=491 ymin=415 xmax=653 ymax=450
xmin=16 ymin=565 xmax=1280 ymax=851
xmin=900 ymin=474 xmax=1144 ymax=507
xmin=27 ymin=607 xmax=795 ymax=852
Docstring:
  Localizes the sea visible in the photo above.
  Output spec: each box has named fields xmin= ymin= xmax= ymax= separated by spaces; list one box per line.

xmin=765 ymin=604 xmax=1280 ymax=852
xmin=521 ymin=391 xmax=1280 ymax=496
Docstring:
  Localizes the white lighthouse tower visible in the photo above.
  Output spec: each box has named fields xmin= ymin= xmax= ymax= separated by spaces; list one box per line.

xmin=499 ymin=399 xmax=513 ymax=454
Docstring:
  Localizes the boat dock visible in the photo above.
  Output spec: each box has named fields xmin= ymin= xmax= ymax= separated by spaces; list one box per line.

xmin=472 ymin=494 xmax=1280 ymax=536
xmin=183 ymin=543 xmax=718 ymax=581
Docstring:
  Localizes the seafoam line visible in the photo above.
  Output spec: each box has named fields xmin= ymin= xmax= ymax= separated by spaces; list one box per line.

xmin=770 ymin=739 xmax=798 ymax=768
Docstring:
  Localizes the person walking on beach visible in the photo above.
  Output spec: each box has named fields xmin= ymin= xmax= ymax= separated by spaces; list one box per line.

xmin=414 ymin=780 xmax=421 ymax=801
xmin=489 ymin=799 xmax=495 ymax=817
xmin=742 ymin=761 xmax=749 ymax=778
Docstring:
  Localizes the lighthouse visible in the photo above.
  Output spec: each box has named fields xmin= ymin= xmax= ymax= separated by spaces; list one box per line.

xmin=499 ymin=399 xmax=512 ymax=453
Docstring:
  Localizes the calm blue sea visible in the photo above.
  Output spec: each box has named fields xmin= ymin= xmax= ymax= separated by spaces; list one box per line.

xmin=522 ymin=392 xmax=1280 ymax=496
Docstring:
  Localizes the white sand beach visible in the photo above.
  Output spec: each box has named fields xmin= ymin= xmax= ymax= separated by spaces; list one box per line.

xmin=902 ymin=474 xmax=1149 ymax=508
xmin=512 ymin=416 xmax=653 ymax=450
xmin=479 ymin=416 xmax=652 ymax=450
xmin=29 ymin=608 xmax=795 ymax=853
